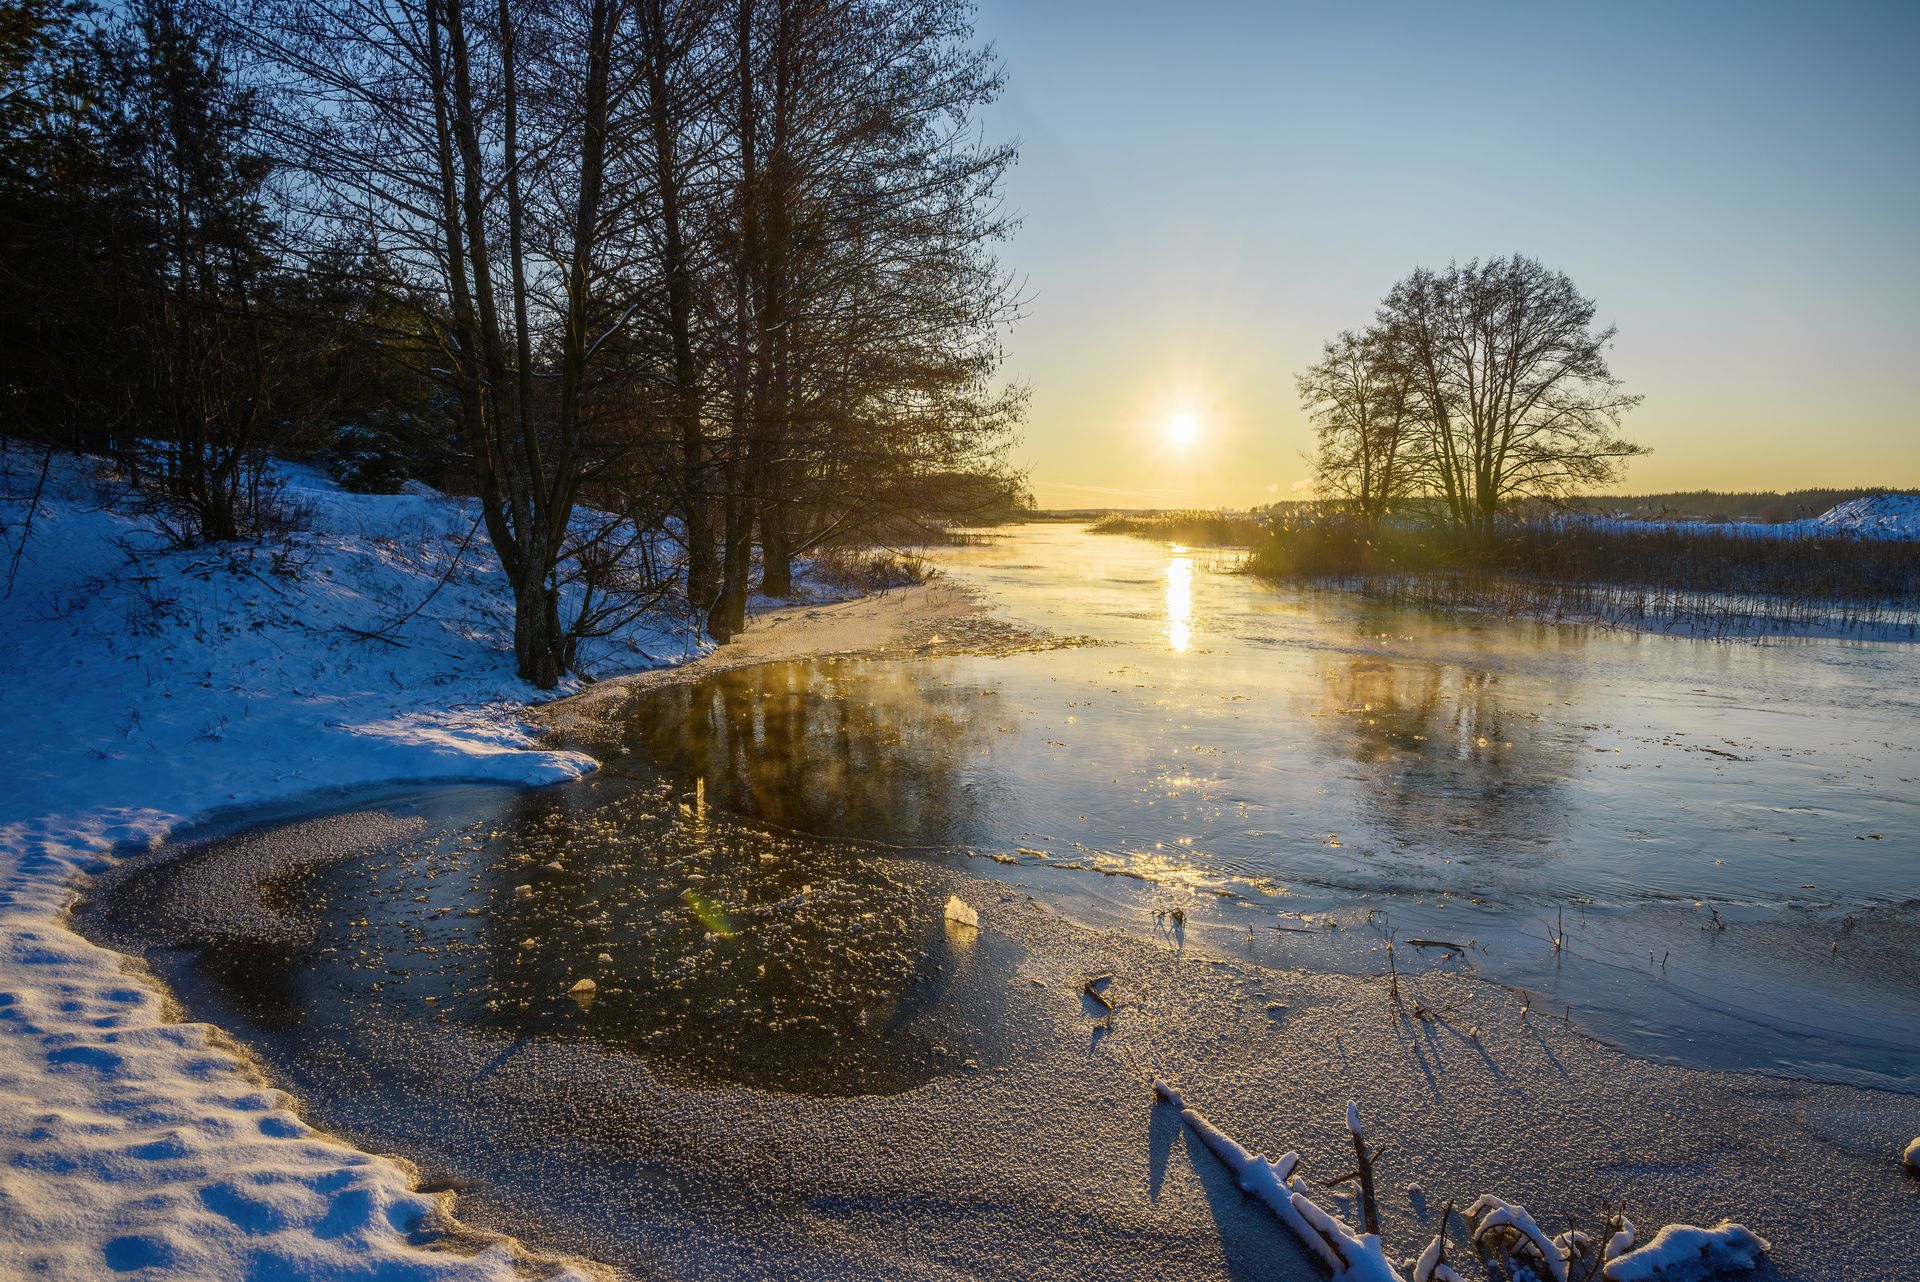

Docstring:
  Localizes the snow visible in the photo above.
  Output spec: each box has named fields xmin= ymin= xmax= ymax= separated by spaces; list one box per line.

xmin=1810 ymin=493 xmax=1920 ymax=541
xmin=1602 ymin=1221 xmax=1771 ymax=1281
xmin=1563 ymin=492 xmax=1920 ymax=542
xmin=0 ymin=450 xmax=716 ymax=1279
xmin=1153 ymin=1079 xmax=1407 ymax=1282
xmin=1467 ymin=1195 xmax=1565 ymax=1282
xmin=1409 ymin=1231 xmax=1464 ymax=1282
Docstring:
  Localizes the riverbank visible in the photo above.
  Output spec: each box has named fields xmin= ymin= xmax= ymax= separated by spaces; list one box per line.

xmin=1090 ymin=505 xmax=1920 ymax=640
xmin=9 ymin=470 xmax=1919 ymax=1279
xmin=540 ymin=575 xmax=1079 ymax=738
xmin=0 ymin=452 xmax=810 ymax=1281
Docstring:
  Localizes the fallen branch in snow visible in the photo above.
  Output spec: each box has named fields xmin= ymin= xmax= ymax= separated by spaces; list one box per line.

xmin=1469 ymin=1195 xmax=1566 ymax=1282
xmin=2 ymin=443 xmax=55 ymax=599
xmin=339 ymin=512 xmax=484 ymax=647
xmin=1154 ymin=1081 xmax=1407 ymax=1281
xmin=1151 ymin=1082 xmax=1771 ymax=1282
xmin=1557 ymin=1207 xmax=1634 ymax=1282
xmin=1602 ymin=1221 xmax=1771 ymax=1281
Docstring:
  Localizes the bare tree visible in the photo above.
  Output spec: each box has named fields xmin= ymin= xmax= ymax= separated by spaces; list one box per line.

xmin=628 ymin=0 xmax=725 ymax=619
xmin=245 ymin=0 xmax=640 ymax=686
xmin=734 ymin=0 xmax=1021 ymax=598
xmin=1377 ymin=256 xmax=1644 ymax=534
xmin=1299 ymin=327 xmax=1417 ymax=523
xmin=243 ymin=0 xmax=1019 ymax=654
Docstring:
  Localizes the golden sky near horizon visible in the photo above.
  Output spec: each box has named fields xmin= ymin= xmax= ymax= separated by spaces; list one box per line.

xmin=973 ymin=1 xmax=1920 ymax=510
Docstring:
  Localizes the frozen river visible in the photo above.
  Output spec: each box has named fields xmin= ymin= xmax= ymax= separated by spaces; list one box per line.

xmin=74 ymin=523 xmax=1920 ymax=1279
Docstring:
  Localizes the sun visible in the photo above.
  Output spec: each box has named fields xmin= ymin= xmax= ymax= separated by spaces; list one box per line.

xmin=1168 ymin=412 xmax=1199 ymax=446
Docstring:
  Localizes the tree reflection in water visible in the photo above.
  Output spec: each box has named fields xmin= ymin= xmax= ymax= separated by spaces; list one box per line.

xmin=87 ymin=659 xmax=1014 ymax=1096
xmin=604 ymin=658 xmax=1014 ymax=848
xmin=1308 ymin=632 xmax=1580 ymax=873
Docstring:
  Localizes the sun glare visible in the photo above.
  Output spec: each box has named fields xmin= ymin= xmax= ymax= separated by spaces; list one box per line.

xmin=1168 ymin=412 xmax=1199 ymax=446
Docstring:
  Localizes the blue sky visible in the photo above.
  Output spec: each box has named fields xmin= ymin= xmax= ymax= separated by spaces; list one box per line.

xmin=969 ymin=0 xmax=1920 ymax=506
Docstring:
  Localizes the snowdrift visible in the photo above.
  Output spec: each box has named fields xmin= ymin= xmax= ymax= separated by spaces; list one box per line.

xmin=1810 ymin=492 xmax=1920 ymax=541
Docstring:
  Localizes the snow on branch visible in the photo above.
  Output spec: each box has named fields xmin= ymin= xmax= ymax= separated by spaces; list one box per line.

xmin=1468 ymin=1195 xmax=1566 ymax=1282
xmin=1154 ymin=1080 xmax=1407 ymax=1282
xmin=1151 ymin=1080 xmax=1771 ymax=1282
xmin=1602 ymin=1222 xmax=1772 ymax=1281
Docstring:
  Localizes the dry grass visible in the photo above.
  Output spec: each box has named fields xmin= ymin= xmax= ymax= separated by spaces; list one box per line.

xmin=803 ymin=546 xmax=934 ymax=595
xmin=1087 ymin=509 xmax=1267 ymax=545
xmin=1242 ymin=516 xmax=1920 ymax=636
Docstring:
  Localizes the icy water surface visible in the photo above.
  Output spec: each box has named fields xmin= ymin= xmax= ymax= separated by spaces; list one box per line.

xmin=562 ymin=525 xmax=1920 ymax=1088
xmin=89 ymin=524 xmax=1920 ymax=1094
xmin=74 ymin=524 xmax=1920 ymax=1278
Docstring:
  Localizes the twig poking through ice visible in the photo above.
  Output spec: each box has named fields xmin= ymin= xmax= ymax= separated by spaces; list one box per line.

xmin=1409 ymin=1202 xmax=1464 ymax=1282
xmin=1347 ymin=1101 xmax=1382 ymax=1235
xmin=1083 ymin=973 xmax=1114 ymax=1011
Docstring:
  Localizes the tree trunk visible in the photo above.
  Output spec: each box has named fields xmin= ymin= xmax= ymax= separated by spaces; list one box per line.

xmin=709 ymin=0 xmax=757 ymax=643
xmin=513 ymin=578 xmax=564 ymax=689
xmin=758 ymin=496 xmax=791 ymax=596
xmin=684 ymin=455 xmax=718 ymax=615
xmin=708 ymin=486 xmax=753 ymax=640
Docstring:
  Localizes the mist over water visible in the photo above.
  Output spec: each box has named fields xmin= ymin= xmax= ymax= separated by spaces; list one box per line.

xmin=581 ymin=524 xmax=1919 ymax=1087
xmin=86 ymin=524 xmax=1920 ymax=1097
xmin=906 ymin=526 xmax=1920 ymax=1085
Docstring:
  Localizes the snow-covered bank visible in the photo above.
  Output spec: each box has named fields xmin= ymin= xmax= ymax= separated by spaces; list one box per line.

xmin=1567 ymin=491 xmax=1920 ymax=542
xmin=0 ymin=451 xmax=704 ymax=1280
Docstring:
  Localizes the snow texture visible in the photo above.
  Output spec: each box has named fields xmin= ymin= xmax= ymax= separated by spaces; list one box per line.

xmin=1602 ymin=1221 xmax=1771 ymax=1281
xmin=1153 ymin=1079 xmax=1407 ymax=1282
xmin=0 ymin=451 xmax=728 ymax=1279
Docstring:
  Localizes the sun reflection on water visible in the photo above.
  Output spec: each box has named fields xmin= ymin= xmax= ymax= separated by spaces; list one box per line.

xmin=1164 ymin=552 xmax=1193 ymax=652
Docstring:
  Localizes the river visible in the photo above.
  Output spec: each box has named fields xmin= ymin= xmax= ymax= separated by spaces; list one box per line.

xmin=75 ymin=523 xmax=1920 ymax=1279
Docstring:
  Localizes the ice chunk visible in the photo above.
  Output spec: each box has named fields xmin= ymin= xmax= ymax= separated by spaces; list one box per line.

xmin=944 ymin=894 xmax=979 ymax=929
xmin=1906 ymin=1136 xmax=1920 ymax=1174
